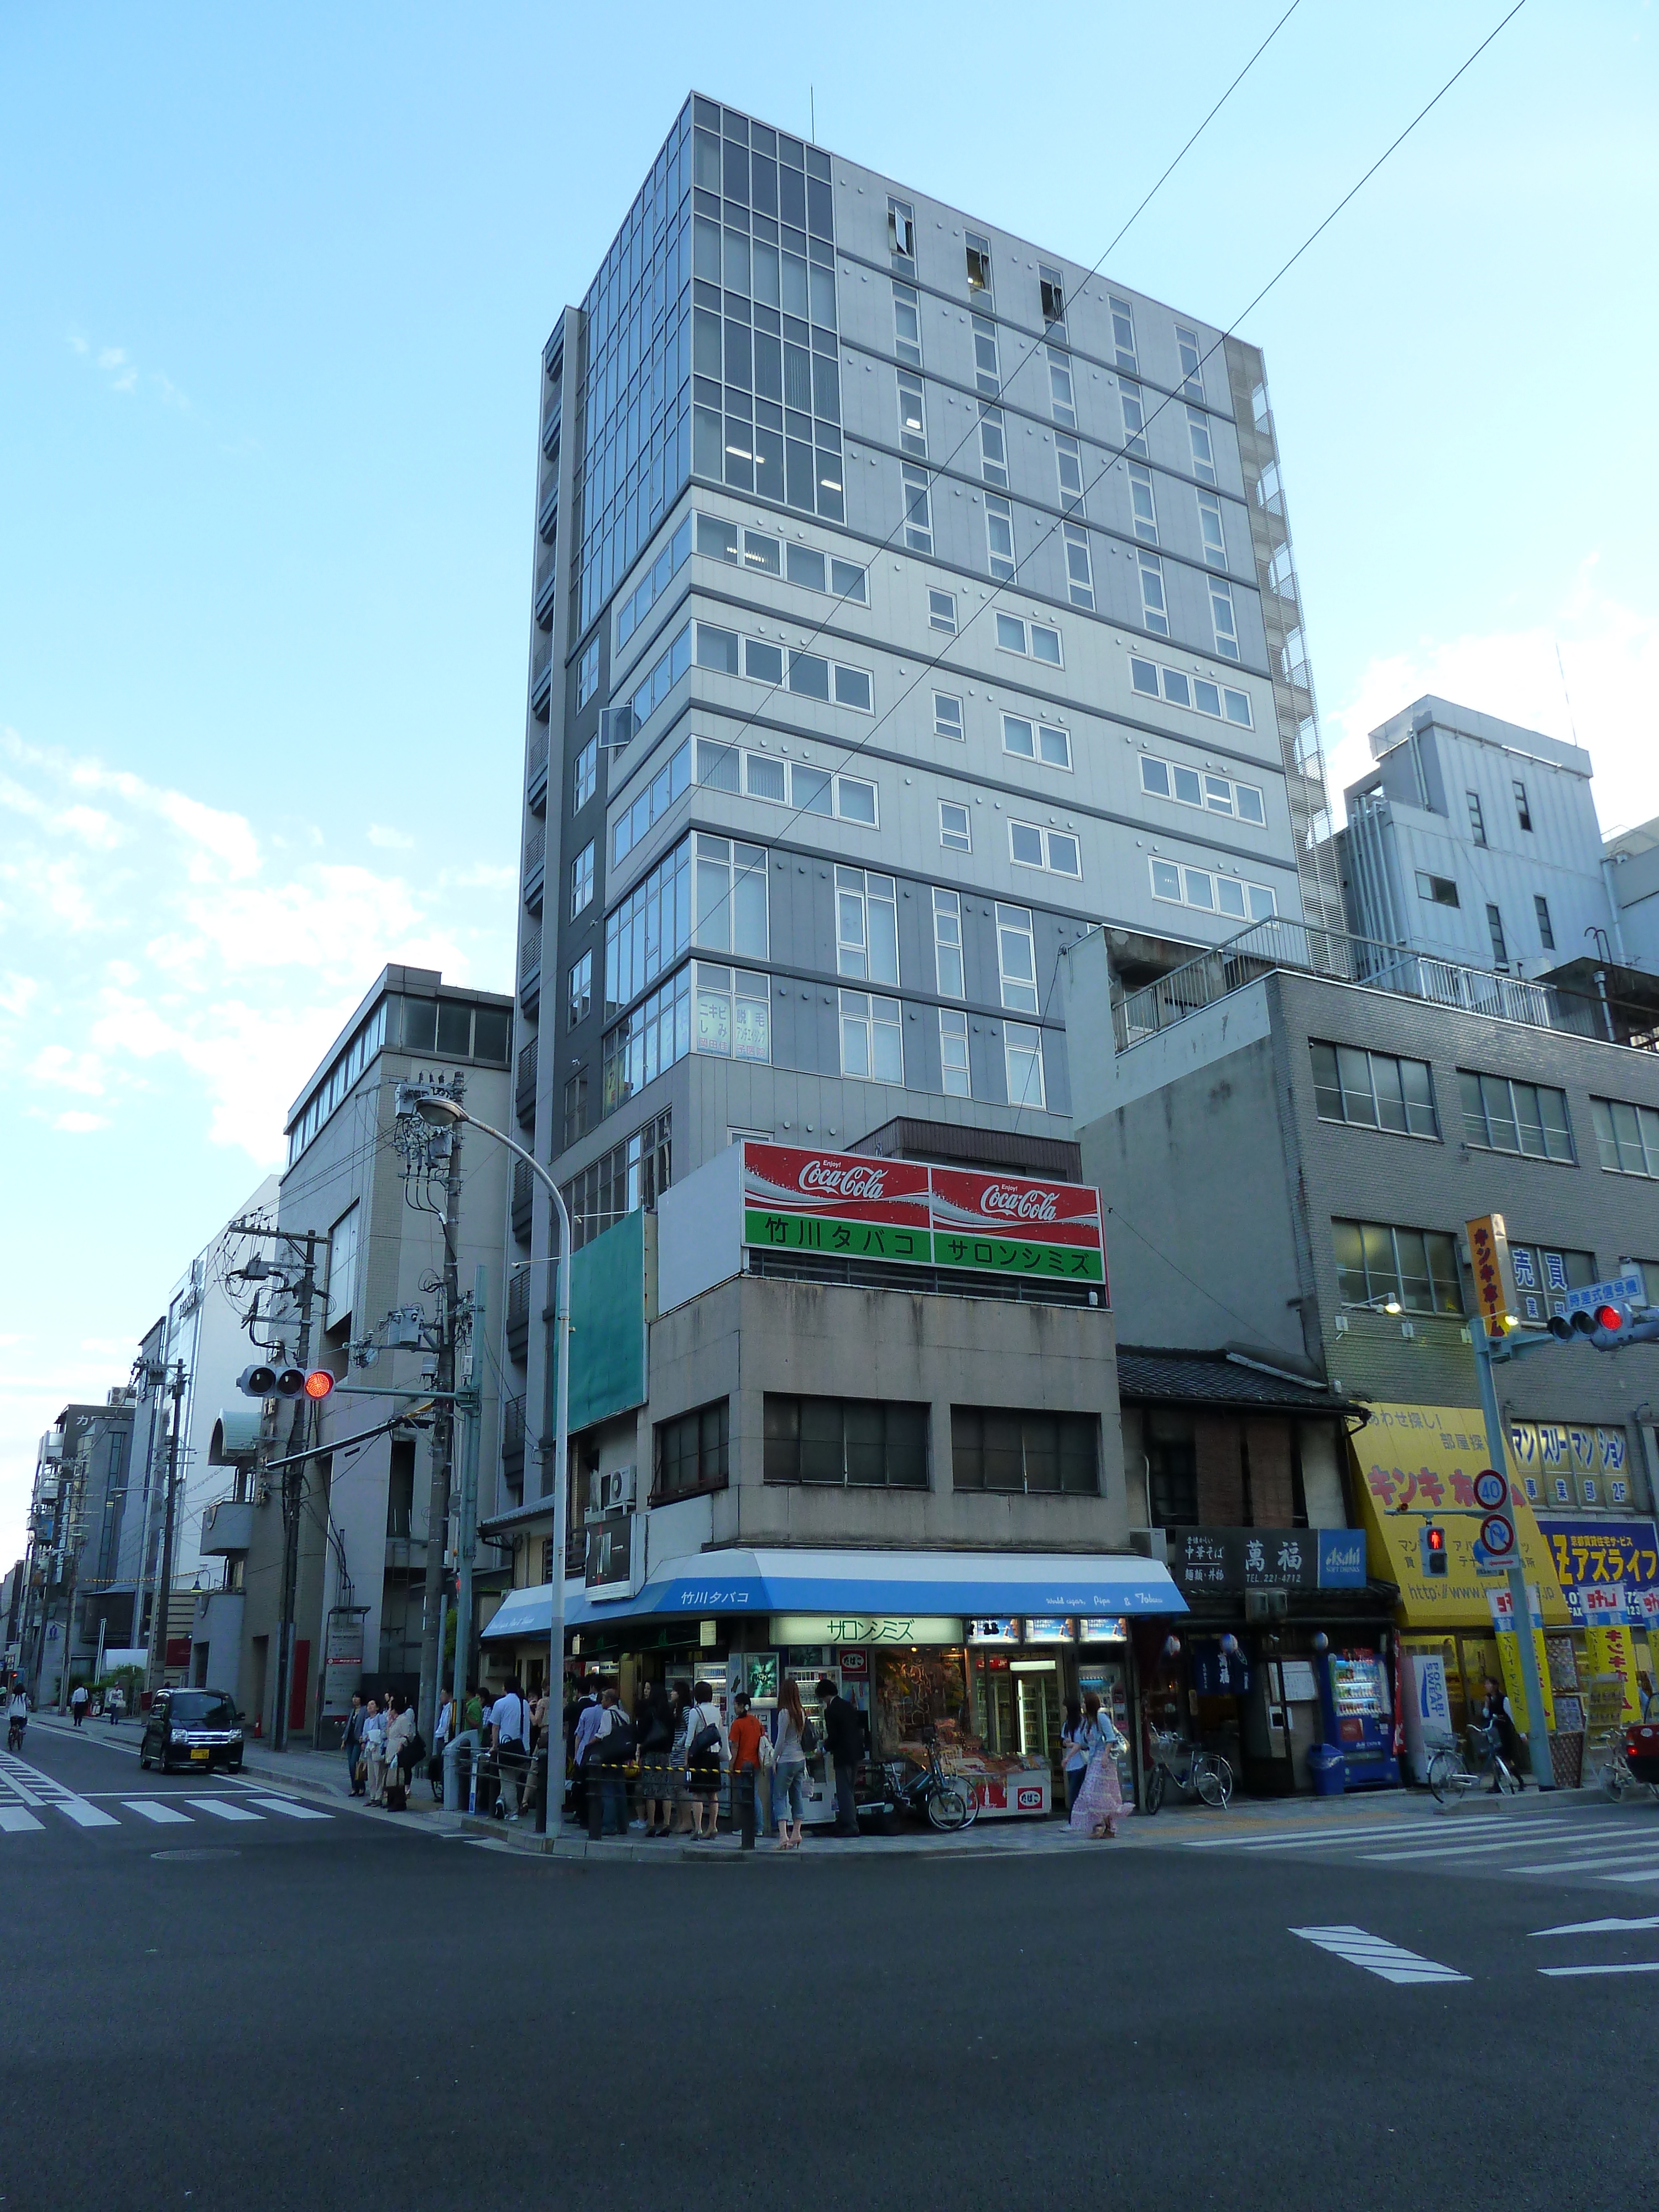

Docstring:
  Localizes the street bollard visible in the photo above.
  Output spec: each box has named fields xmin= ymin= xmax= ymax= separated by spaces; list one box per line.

xmin=587 ymin=1762 xmax=604 ymax=1841
xmin=531 ymin=1746 xmax=549 ymax=1836
xmin=739 ymin=1765 xmax=757 ymax=1850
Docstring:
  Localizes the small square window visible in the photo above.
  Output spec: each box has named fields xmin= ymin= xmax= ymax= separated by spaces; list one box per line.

xmin=965 ymin=232 xmax=992 ymax=294
xmin=939 ymin=801 xmax=971 ymax=853
xmin=1030 ymin=623 xmax=1061 ymax=666
xmin=891 ymin=280 xmax=921 ymax=367
xmin=888 ymin=196 xmax=915 ymax=259
xmin=933 ymin=691 xmax=964 ymax=740
xmin=928 ymin=588 xmax=957 ymax=634
xmin=985 ymin=493 xmax=1015 ymax=582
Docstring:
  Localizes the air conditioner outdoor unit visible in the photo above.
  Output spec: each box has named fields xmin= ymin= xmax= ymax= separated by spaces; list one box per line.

xmin=586 ymin=1465 xmax=638 ymax=1521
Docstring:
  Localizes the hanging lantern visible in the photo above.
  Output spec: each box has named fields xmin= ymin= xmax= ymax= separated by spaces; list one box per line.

xmin=1219 ymin=1632 xmax=1240 ymax=1657
xmin=1312 ymin=1632 xmax=1329 ymax=1655
xmin=1163 ymin=1634 xmax=1182 ymax=1660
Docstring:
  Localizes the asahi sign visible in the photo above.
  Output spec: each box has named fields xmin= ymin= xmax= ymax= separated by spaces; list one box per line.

xmin=741 ymin=1142 xmax=1107 ymax=1287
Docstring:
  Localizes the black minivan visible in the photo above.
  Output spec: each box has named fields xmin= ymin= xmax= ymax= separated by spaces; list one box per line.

xmin=138 ymin=1689 xmax=245 ymax=1775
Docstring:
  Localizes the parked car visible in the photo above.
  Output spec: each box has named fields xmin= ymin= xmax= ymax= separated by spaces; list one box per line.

xmin=138 ymin=1689 xmax=244 ymax=1774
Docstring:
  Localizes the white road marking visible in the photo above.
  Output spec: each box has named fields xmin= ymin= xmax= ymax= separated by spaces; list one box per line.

xmin=1291 ymin=1924 xmax=1469 ymax=1985
xmin=1532 ymin=1916 xmax=1659 ymax=1937
xmin=1602 ymin=1867 xmax=1659 ymax=1885
xmin=1358 ymin=1825 xmax=1581 ymax=1864
xmin=3 ymin=1751 xmax=119 ymax=1825
xmin=186 ymin=1798 xmax=262 ymax=1823
xmin=121 ymin=1801 xmax=192 ymax=1825
xmin=245 ymin=1797 xmax=329 ymax=1822
xmin=1540 ymin=1961 xmax=1659 ymax=1978
xmin=55 ymin=1799 xmax=119 ymax=1828
xmin=0 ymin=1808 xmax=43 ymax=1833
xmin=1507 ymin=1849 xmax=1659 ymax=1877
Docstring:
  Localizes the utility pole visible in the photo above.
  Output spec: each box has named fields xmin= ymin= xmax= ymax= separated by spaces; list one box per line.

xmin=54 ymin=1442 xmax=90 ymax=1714
xmin=445 ymin=1264 xmax=485 ymax=1808
xmin=416 ymin=1082 xmax=465 ymax=1743
xmin=270 ymin=1233 xmax=319 ymax=1751
xmin=147 ymin=1363 xmax=187 ymax=1695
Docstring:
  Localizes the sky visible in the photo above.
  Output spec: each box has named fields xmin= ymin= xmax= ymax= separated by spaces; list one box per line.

xmin=2 ymin=1 xmax=1656 ymax=1557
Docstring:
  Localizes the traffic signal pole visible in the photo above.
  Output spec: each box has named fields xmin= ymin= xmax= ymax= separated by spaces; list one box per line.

xmin=416 ymin=1100 xmax=465 ymax=1745
xmin=270 ymin=1232 xmax=319 ymax=1752
xmin=145 ymin=1362 xmax=187 ymax=1696
xmin=1470 ymin=1322 xmax=1555 ymax=1791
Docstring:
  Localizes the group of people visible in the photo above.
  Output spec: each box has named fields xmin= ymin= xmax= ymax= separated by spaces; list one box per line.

xmin=1061 ymin=1691 xmax=1130 ymax=1839
xmin=340 ymin=1690 xmax=420 ymax=1810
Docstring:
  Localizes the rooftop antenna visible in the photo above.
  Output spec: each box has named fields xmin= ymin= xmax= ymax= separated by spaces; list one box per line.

xmin=811 ymin=86 xmax=816 ymax=143
xmin=1554 ymin=640 xmax=1580 ymax=746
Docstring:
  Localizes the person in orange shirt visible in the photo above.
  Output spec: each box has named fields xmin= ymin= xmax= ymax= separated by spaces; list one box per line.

xmin=728 ymin=1692 xmax=766 ymax=1838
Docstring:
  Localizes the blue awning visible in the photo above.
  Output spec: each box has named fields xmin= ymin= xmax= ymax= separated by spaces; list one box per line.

xmin=482 ymin=1548 xmax=1185 ymax=1639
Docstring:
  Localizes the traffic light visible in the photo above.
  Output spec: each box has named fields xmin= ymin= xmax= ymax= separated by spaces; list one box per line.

xmin=236 ymin=1364 xmax=336 ymax=1401
xmin=1420 ymin=1525 xmax=1448 ymax=1577
xmin=1547 ymin=1302 xmax=1659 ymax=1351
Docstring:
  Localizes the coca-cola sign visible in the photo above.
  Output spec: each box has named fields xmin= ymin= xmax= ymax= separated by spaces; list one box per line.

xmin=977 ymin=1184 xmax=1058 ymax=1224
xmin=743 ymin=1142 xmax=929 ymax=1228
xmin=929 ymin=1166 xmax=1102 ymax=1250
xmin=798 ymin=1159 xmax=890 ymax=1201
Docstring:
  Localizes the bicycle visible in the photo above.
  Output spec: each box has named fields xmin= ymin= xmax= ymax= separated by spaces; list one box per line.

xmin=1144 ymin=1727 xmax=1233 ymax=1813
xmin=1584 ymin=1728 xmax=1659 ymax=1803
xmin=1427 ymin=1719 xmax=1521 ymax=1804
xmin=875 ymin=1732 xmax=978 ymax=1832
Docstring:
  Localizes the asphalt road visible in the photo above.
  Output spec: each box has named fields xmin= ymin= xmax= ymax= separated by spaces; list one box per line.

xmin=3 ymin=1723 xmax=1653 ymax=2212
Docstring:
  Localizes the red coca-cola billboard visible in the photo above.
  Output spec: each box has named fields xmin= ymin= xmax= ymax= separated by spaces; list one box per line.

xmin=928 ymin=1166 xmax=1102 ymax=1249
xmin=742 ymin=1141 xmax=931 ymax=1228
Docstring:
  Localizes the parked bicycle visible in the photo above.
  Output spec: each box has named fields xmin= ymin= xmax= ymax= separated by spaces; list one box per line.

xmin=1144 ymin=1727 xmax=1233 ymax=1812
xmin=1427 ymin=1718 xmax=1521 ymax=1804
xmin=1585 ymin=1727 xmax=1659 ymax=1802
xmin=873 ymin=1731 xmax=977 ymax=1832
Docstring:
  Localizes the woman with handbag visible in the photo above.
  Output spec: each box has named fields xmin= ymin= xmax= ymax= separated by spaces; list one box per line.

xmin=636 ymin=1681 xmax=676 ymax=1838
xmin=1068 ymin=1691 xmax=1127 ymax=1839
xmin=771 ymin=1678 xmax=811 ymax=1850
xmin=682 ymin=1679 xmax=727 ymax=1839
xmin=383 ymin=1692 xmax=416 ymax=1812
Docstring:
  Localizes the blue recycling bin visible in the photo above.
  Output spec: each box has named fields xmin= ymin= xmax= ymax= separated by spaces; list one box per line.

xmin=1307 ymin=1743 xmax=1347 ymax=1796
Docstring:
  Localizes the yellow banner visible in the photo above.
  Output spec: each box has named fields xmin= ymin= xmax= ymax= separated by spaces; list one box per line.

xmin=1585 ymin=1625 xmax=1644 ymax=1724
xmin=1350 ymin=1403 xmax=1572 ymax=1629
xmin=1496 ymin=1626 xmax=1557 ymax=1734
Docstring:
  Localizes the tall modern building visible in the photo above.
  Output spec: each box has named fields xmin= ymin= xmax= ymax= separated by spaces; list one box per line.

xmin=505 ymin=92 xmax=1341 ymax=1513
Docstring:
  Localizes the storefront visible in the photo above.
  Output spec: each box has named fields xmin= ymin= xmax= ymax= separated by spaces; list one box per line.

xmin=481 ymin=1547 xmax=1185 ymax=1821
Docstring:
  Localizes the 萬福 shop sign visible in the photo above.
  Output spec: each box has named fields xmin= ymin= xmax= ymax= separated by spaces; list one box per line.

xmin=1170 ymin=1528 xmax=1367 ymax=1593
xmin=740 ymin=1142 xmax=1106 ymax=1287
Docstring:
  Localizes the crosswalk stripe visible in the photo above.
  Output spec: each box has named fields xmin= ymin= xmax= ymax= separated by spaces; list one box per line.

xmin=0 ymin=1808 xmax=43 ymax=1834
xmin=55 ymin=1800 xmax=119 ymax=1829
xmin=1358 ymin=1827 xmax=1582 ymax=1864
xmin=122 ymin=1801 xmax=191 ymax=1825
xmin=1291 ymin=1924 xmax=1469 ymax=1985
xmin=1540 ymin=1961 xmax=1659 ymax=1978
xmin=1602 ymin=1867 xmax=1659 ymax=1885
xmin=186 ymin=1798 xmax=262 ymax=1823
xmin=1507 ymin=1850 xmax=1659 ymax=1877
xmin=245 ymin=1797 xmax=329 ymax=1822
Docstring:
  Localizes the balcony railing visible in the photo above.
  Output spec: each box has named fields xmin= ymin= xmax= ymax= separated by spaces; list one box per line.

xmin=1113 ymin=915 xmax=1659 ymax=1057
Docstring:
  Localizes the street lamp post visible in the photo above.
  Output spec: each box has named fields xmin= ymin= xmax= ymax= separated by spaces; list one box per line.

xmin=412 ymin=1097 xmax=570 ymax=1829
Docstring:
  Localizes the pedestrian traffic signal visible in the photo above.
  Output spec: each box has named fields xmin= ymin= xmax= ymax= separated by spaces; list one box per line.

xmin=1420 ymin=1525 xmax=1448 ymax=1577
xmin=236 ymin=1364 xmax=336 ymax=1401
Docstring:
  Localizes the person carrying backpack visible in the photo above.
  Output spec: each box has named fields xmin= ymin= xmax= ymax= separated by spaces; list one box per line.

xmin=585 ymin=1686 xmax=635 ymax=1837
xmin=682 ymin=1680 xmax=728 ymax=1839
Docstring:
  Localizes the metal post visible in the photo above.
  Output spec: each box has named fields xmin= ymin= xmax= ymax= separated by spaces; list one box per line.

xmin=148 ymin=1364 xmax=186 ymax=1697
xmin=1470 ymin=1322 xmax=1554 ymax=1790
xmin=272 ymin=1234 xmax=317 ymax=1752
xmin=446 ymin=1266 xmax=486 ymax=1812
xmin=418 ymin=1096 xmax=465 ymax=1743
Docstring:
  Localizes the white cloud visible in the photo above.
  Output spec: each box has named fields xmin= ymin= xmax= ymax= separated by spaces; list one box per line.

xmin=367 ymin=824 xmax=415 ymax=849
xmin=69 ymin=332 xmax=186 ymax=407
xmin=0 ymin=729 xmax=512 ymax=1166
xmin=1321 ymin=573 xmax=1659 ymax=834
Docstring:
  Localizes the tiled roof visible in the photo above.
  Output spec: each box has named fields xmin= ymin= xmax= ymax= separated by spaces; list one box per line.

xmin=1115 ymin=1347 xmax=1363 ymax=1416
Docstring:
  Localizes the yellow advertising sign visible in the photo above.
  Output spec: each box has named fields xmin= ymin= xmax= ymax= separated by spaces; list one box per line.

xmin=1350 ymin=1403 xmax=1572 ymax=1629
xmin=1495 ymin=1625 xmax=1557 ymax=1734
xmin=1584 ymin=1625 xmax=1644 ymax=1724
xmin=1466 ymin=1214 xmax=1521 ymax=1341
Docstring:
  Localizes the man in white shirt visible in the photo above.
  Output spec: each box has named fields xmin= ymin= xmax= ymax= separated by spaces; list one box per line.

xmin=489 ymin=1678 xmax=531 ymax=1820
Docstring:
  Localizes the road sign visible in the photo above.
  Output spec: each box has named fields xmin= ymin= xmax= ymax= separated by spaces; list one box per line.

xmin=1563 ymin=1274 xmax=1646 ymax=1315
xmin=1480 ymin=1511 xmax=1517 ymax=1562
xmin=1473 ymin=1469 xmax=1508 ymax=1511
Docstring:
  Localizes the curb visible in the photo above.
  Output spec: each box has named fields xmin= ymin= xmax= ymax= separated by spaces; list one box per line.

xmin=457 ymin=1813 xmax=1096 ymax=1865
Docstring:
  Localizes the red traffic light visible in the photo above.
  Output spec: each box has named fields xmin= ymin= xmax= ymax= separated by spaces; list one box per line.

xmin=302 ymin=1369 xmax=336 ymax=1401
xmin=1593 ymin=1304 xmax=1624 ymax=1333
xmin=1425 ymin=1527 xmax=1446 ymax=1555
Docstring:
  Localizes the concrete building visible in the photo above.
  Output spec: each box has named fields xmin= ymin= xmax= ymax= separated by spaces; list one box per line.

xmin=18 ymin=1394 xmax=137 ymax=1706
xmin=503 ymin=90 xmax=1343 ymax=1542
xmin=217 ymin=967 xmax=512 ymax=1743
xmin=1605 ymin=815 xmax=1659 ymax=971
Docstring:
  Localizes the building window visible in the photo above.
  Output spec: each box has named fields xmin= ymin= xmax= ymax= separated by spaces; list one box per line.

xmin=897 ymin=371 xmax=927 ymax=458
xmin=1415 ymin=871 xmax=1459 ymax=907
xmin=1197 ymin=492 xmax=1227 ymax=568
xmin=1130 ymin=657 xmax=1254 ymax=729
xmin=1047 ymin=346 xmax=1076 ymax=429
xmin=972 ymin=314 xmax=1000 ymax=395
xmin=611 ymin=736 xmax=693 ymax=868
xmin=995 ymin=613 xmax=1062 ymax=664
xmin=693 ymin=833 xmax=769 ymax=961
xmin=693 ymin=963 xmax=770 ymax=1064
xmin=964 ymin=232 xmax=992 ymax=295
xmin=888 ymin=196 xmax=915 ymax=259
xmin=939 ymin=1008 xmax=971 ymax=1097
xmin=902 ymin=463 xmax=933 ymax=552
xmin=1209 ymin=580 xmax=1240 ymax=660
xmin=995 ymin=902 xmax=1039 ymax=1012
xmin=1459 ymin=1071 xmax=1574 ymax=1162
xmin=1534 ymin=893 xmax=1555 ymax=951
xmin=615 ymin=514 xmax=692 ymax=651
xmin=892 ymin=280 xmax=922 ymax=367
xmin=1175 ymin=325 xmax=1204 ymax=399
xmin=1004 ymin=1022 xmax=1046 ymax=1109
xmin=1593 ymin=1096 xmax=1659 ymax=1178
xmin=932 ymin=887 xmax=965 ymax=997
xmin=939 ymin=801 xmax=972 ymax=853
xmin=602 ymin=964 xmax=691 ymax=1114
xmin=1186 ymin=408 xmax=1217 ymax=485
xmin=1507 ymin=1239 xmax=1596 ymax=1321
xmin=928 ymin=587 xmax=957 ymax=634
xmin=764 ymin=1394 xmax=928 ymax=1488
xmin=1485 ymin=902 xmax=1508 ymax=968
xmin=563 ymin=1070 xmax=589 ymax=1149
xmin=1063 ymin=523 xmax=1094 ymax=611
xmin=1120 ymin=380 xmax=1147 ymax=458
xmin=1467 ymin=791 xmax=1488 ymax=846
xmin=1138 ymin=551 xmax=1169 ymax=637
xmin=606 ymin=834 xmax=691 ymax=1013
xmin=577 ymin=638 xmax=600 ymax=708
xmin=572 ymin=735 xmax=598 ymax=811
xmin=985 ymin=494 xmax=1015 ymax=582
xmin=1139 ymin=753 xmax=1265 ymax=825
xmin=655 ymin=1399 xmax=730 ymax=1501
xmin=1009 ymin=820 xmax=1081 ymax=877
xmin=839 ymin=990 xmax=903 ymax=1083
xmin=1146 ymin=1412 xmax=1197 ymax=1525
xmin=836 ymin=867 xmax=899 ymax=984
xmin=570 ymin=839 xmax=594 ymax=916
xmin=1333 ymin=1219 xmax=1464 ymax=1314
xmin=1149 ymin=856 xmax=1276 ymax=921
xmin=978 ymin=404 xmax=1008 ymax=487
xmin=952 ymin=1407 xmax=1097 ymax=1495
xmin=1003 ymin=712 xmax=1072 ymax=771
xmin=564 ymin=1109 xmax=671 ymax=1249
xmin=1514 ymin=779 xmax=1533 ymax=832
xmin=325 ymin=1203 xmax=359 ymax=1331
xmin=1127 ymin=463 xmax=1158 ymax=543
xmin=696 ymin=513 xmax=868 ymax=605
xmin=1311 ymin=1041 xmax=1438 ymax=1138
xmin=567 ymin=951 xmax=592 ymax=1029
xmin=695 ymin=738 xmax=877 ymax=826
xmin=933 ymin=690 xmax=964 ymax=740
xmin=1055 ymin=433 xmax=1085 ymax=512
xmin=1039 ymin=267 xmax=1066 ymax=328
xmin=1108 ymin=294 xmax=1138 ymax=373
